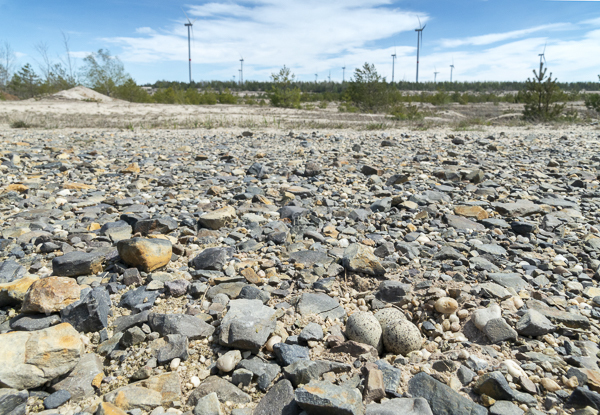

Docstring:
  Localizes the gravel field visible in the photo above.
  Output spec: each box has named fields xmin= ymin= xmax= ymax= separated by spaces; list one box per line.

xmin=2 ymin=114 xmax=600 ymax=415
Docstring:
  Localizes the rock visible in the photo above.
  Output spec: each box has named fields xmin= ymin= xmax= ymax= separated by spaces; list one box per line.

xmin=101 ymin=220 xmax=133 ymax=242
xmin=472 ymin=303 xmax=502 ymax=330
xmin=198 ymin=206 xmax=236 ymax=230
xmin=289 ymin=250 xmax=332 ymax=268
xmin=120 ymin=326 xmax=146 ymax=347
xmin=483 ymin=318 xmax=518 ymax=343
xmin=193 ymin=392 xmax=222 ymax=415
xmin=493 ymin=200 xmax=544 ymax=217
xmin=457 ymin=365 xmax=476 ymax=385
xmin=541 ymin=378 xmax=560 ymax=392
xmin=111 ymin=386 xmax=162 ymax=411
xmin=219 ymin=299 xmax=276 ymax=352
xmin=473 ymin=372 xmax=536 ymax=405
xmin=489 ymin=401 xmax=524 ymax=415
xmin=0 ymin=389 xmax=28 ymax=415
xmin=123 ymin=268 xmax=143 ymax=285
xmin=516 ymin=309 xmax=556 ymax=337
xmin=382 ymin=319 xmax=422 ymax=355
xmin=346 ymin=311 xmax=382 ymax=351
xmin=487 ymin=273 xmax=528 ymax=292
xmin=156 ymin=334 xmax=188 ymax=365
xmin=117 ymin=238 xmax=172 ymax=272
xmin=119 ymin=286 xmax=160 ymax=312
xmin=133 ymin=217 xmax=177 ymax=236
xmin=187 ymin=376 xmax=251 ymax=406
xmin=295 ymin=380 xmax=364 ymax=415
xmin=10 ymin=314 xmax=61 ymax=331
xmin=216 ymin=350 xmax=241 ymax=373
xmin=44 ymin=390 xmax=71 ymax=409
xmin=527 ymin=299 xmax=590 ymax=329
xmin=567 ymin=387 xmax=600 ymax=410
xmin=283 ymin=359 xmax=352 ymax=387
xmin=444 ymin=214 xmax=486 ymax=231
xmin=21 ymin=276 xmax=81 ymax=313
xmin=0 ymin=323 xmax=83 ymax=389
xmin=253 ymin=379 xmax=300 ymax=415
xmin=342 ymin=244 xmax=386 ymax=276
xmin=299 ymin=322 xmax=324 ymax=343
xmin=296 ymin=293 xmax=346 ymax=320
xmin=60 ymin=286 xmax=111 ymax=333
xmin=189 ymin=247 xmax=234 ymax=271
xmin=164 ymin=280 xmax=190 ymax=297
xmin=274 ymin=343 xmax=310 ymax=366
xmin=454 ymin=205 xmax=488 ymax=220
xmin=0 ymin=260 xmax=26 ymax=283
xmin=52 ymin=250 xmax=107 ymax=277
xmin=97 ymin=402 xmax=127 ymax=415
xmin=365 ymin=398 xmax=433 ymax=415
xmin=0 ymin=276 xmax=38 ymax=307
xmin=149 ymin=313 xmax=215 ymax=340
xmin=50 ymin=353 xmax=103 ymax=401
xmin=375 ymin=281 xmax=412 ymax=303
xmin=362 ymin=363 xmax=385 ymax=403
xmin=408 ymin=372 xmax=487 ymax=415
xmin=434 ymin=297 xmax=459 ymax=314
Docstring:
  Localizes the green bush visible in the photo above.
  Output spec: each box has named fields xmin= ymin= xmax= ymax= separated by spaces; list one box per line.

xmin=268 ymin=66 xmax=302 ymax=108
xmin=153 ymin=87 xmax=179 ymax=104
xmin=521 ymin=62 xmax=565 ymax=122
xmin=346 ymin=63 xmax=390 ymax=112
xmin=218 ymin=88 xmax=237 ymax=104
xmin=586 ymin=93 xmax=600 ymax=113
xmin=10 ymin=120 xmax=29 ymax=128
xmin=388 ymin=103 xmax=423 ymax=120
xmin=113 ymin=78 xmax=152 ymax=103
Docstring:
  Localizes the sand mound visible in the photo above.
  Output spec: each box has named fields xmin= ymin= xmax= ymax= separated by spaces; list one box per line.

xmin=47 ymin=86 xmax=122 ymax=103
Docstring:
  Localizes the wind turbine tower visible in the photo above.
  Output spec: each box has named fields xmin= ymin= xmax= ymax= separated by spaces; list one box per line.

xmin=342 ymin=66 xmax=346 ymax=83
xmin=239 ymin=57 xmax=244 ymax=85
xmin=538 ymin=43 xmax=547 ymax=74
xmin=182 ymin=8 xmax=196 ymax=84
xmin=434 ymin=67 xmax=439 ymax=84
xmin=391 ymin=50 xmax=397 ymax=83
xmin=328 ymin=71 xmax=331 ymax=83
xmin=415 ymin=17 xmax=426 ymax=83
xmin=315 ymin=74 xmax=318 ymax=83
xmin=450 ymin=60 xmax=455 ymax=82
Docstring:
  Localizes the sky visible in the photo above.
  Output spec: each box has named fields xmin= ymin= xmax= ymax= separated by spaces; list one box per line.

xmin=1 ymin=0 xmax=599 ymax=84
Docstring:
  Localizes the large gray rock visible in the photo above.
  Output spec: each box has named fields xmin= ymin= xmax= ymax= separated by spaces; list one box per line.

xmin=487 ymin=273 xmax=528 ymax=292
xmin=516 ymin=309 xmax=556 ymax=337
xmin=483 ymin=318 xmax=518 ymax=343
xmin=193 ymin=392 xmax=222 ymax=415
xmin=289 ymin=250 xmax=333 ymax=268
xmin=189 ymin=247 xmax=234 ymax=271
xmin=296 ymin=293 xmax=346 ymax=320
xmin=50 ymin=353 xmax=103 ymax=401
xmin=444 ymin=214 xmax=485 ymax=231
xmin=0 ymin=260 xmax=26 ymax=284
xmin=366 ymin=398 xmax=433 ymax=415
xmin=408 ymin=372 xmax=487 ymax=415
xmin=253 ymin=379 xmax=301 ymax=415
xmin=283 ymin=359 xmax=352 ymax=387
xmin=295 ymin=380 xmax=364 ymax=415
xmin=473 ymin=372 xmax=537 ymax=405
xmin=219 ymin=299 xmax=276 ymax=352
xmin=0 ymin=323 xmax=84 ymax=390
xmin=188 ymin=376 xmax=251 ymax=406
xmin=52 ymin=250 xmax=107 ymax=277
xmin=0 ymin=389 xmax=28 ymax=415
xmin=149 ymin=313 xmax=215 ymax=340
xmin=493 ymin=200 xmax=544 ymax=217
xmin=527 ymin=299 xmax=590 ymax=329
xmin=60 ymin=286 xmax=111 ymax=333
xmin=375 ymin=281 xmax=412 ymax=303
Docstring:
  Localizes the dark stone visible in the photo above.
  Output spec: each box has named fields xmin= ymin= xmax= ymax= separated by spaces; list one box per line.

xmin=187 ymin=376 xmax=251 ymax=406
xmin=133 ymin=217 xmax=178 ymax=235
xmin=52 ymin=250 xmax=107 ymax=277
xmin=189 ymin=247 xmax=234 ymax=271
xmin=0 ymin=389 xmax=28 ymax=415
xmin=408 ymin=372 xmax=487 ymax=415
xmin=375 ymin=359 xmax=402 ymax=395
xmin=253 ymin=379 xmax=301 ymax=415
xmin=566 ymin=387 xmax=600 ymax=410
xmin=273 ymin=343 xmax=310 ymax=366
xmin=10 ymin=314 xmax=61 ymax=331
xmin=148 ymin=313 xmax=215 ymax=340
xmin=113 ymin=310 xmax=150 ymax=333
xmin=61 ymin=287 xmax=111 ymax=333
xmin=44 ymin=390 xmax=71 ymax=409
xmin=157 ymin=334 xmax=188 ymax=365
xmin=0 ymin=260 xmax=26 ymax=283
xmin=123 ymin=268 xmax=143 ymax=285
xmin=238 ymin=285 xmax=270 ymax=304
xmin=473 ymin=372 xmax=536 ymax=405
xmin=118 ymin=286 xmax=160 ymax=312
xmin=375 ymin=281 xmax=412 ymax=303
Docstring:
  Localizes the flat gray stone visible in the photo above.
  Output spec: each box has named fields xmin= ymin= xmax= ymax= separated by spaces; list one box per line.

xmin=219 ymin=299 xmax=277 ymax=352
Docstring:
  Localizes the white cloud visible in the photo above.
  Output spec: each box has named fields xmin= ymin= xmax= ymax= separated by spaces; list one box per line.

xmin=135 ymin=27 xmax=156 ymax=35
xmin=439 ymin=23 xmax=569 ymax=48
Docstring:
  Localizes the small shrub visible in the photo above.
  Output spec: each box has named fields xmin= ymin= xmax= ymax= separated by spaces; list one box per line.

xmin=10 ymin=120 xmax=30 ymax=128
xmin=346 ymin=63 xmax=390 ymax=112
xmin=388 ymin=103 xmax=423 ymax=120
xmin=218 ymin=88 xmax=237 ymax=104
xmin=585 ymin=79 xmax=600 ymax=113
xmin=318 ymin=101 xmax=328 ymax=109
xmin=268 ymin=66 xmax=301 ymax=108
xmin=521 ymin=61 xmax=565 ymax=122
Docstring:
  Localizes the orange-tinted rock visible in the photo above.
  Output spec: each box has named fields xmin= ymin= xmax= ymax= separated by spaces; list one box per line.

xmin=454 ymin=205 xmax=489 ymax=220
xmin=21 ymin=276 xmax=81 ymax=314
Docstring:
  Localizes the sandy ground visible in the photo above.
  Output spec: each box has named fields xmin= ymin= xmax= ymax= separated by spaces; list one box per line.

xmin=0 ymin=87 xmax=596 ymax=131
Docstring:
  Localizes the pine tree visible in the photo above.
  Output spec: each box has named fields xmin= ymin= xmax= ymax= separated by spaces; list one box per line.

xmin=9 ymin=64 xmax=41 ymax=98
xmin=522 ymin=61 xmax=565 ymax=122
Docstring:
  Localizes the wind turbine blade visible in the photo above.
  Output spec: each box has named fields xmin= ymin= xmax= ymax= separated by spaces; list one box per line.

xmin=181 ymin=7 xmax=192 ymax=23
xmin=543 ymin=42 xmax=547 ymax=55
xmin=417 ymin=15 xmax=422 ymax=28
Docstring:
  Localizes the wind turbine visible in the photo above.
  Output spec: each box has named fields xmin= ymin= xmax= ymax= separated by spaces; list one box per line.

xmin=342 ymin=65 xmax=346 ymax=83
xmin=538 ymin=43 xmax=547 ymax=75
xmin=182 ymin=8 xmax=196 ymax=84
xmin=450 ymin=59 xmax=455 ymax=83
xmin=434 ymin=66 xmax=439 ymax=84
xmin=239 ymin=56 xmax=244 ymax=86
xmin=415 ymin=17 xmax=426 ymax=83
xmin=328 ymin=71 xmax=331 ymax=83
xmin=315 ymin=73 xmax=318 ymax=83
xmin=391 ymin=48 xmax=397 ymax=84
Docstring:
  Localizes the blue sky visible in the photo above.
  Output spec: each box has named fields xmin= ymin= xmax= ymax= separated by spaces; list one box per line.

xmin=1 ymin=0 xmax=599 ymax=84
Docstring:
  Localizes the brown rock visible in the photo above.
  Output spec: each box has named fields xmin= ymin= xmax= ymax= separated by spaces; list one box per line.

xmin=21 ymin=276 xmax=81 ymax=313
xmin=120 ymin=163 xmax=140 ymax=174
xmin=198 ymin=206 xmax=236 ymax=230
xmin=96 ymin=402 xmax=127 ymax=415
xmin=0 ymin=275 xmax=38 ymax=307
xmin=117 ymin=238 xmax=172 ymax=272
xmin=434 ymin=297 xmax=459 ymax=314
xmin=362 ymin=363 xmax=385 ymax=403
xmin=454 ymin=205 xmax=489 ymax=220
xmin=6 ymin=184 xmax=28 ymax=193
xmin=330 ymin=341 xmax=379 ymax=360
xmin=519 ymin=375 xmax=537 ymax=394
xmin=240 ymin=268 xmax=261 ymax=284
xmin=63 ymin=183 xmax=96 ymax=190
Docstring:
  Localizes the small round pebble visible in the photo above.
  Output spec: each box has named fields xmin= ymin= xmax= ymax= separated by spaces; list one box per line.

xmin=266 ymin=336 xmax=282 ymax=352
xmin=383 ymin=319 xmax=423 ymax=355
xmin=216 ymin=350 xmax=241 ymax=373
xmin=435 ymin=297 xmax=459 ymax=314
xmin=346 ymin=311 xmax=382 ymax=350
